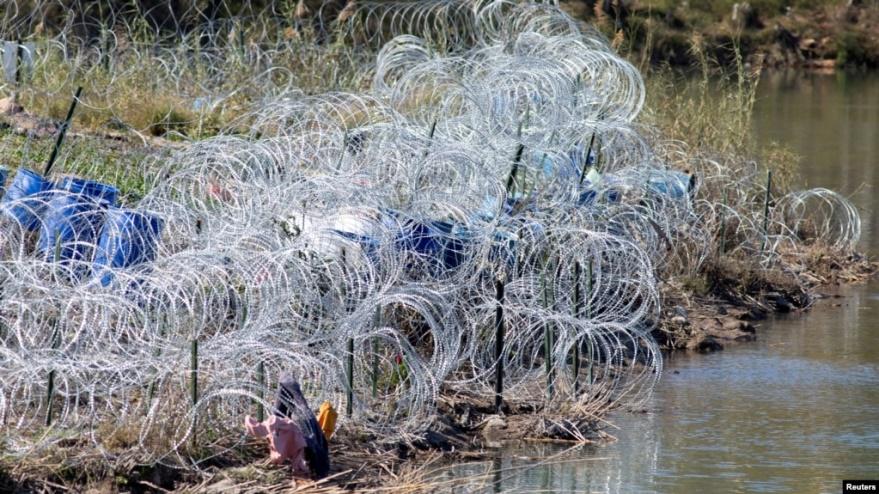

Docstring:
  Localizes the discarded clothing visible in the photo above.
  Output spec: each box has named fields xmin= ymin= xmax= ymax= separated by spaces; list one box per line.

xmin=317 ymin=401 xmax=337 ymax=440
xmin=244 ymin=415 xmax=309 ymax=473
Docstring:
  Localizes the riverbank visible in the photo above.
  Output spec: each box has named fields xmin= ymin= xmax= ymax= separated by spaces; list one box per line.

xmin=2 ymin=253 xmax=871 ymax=493
xmin=1 ymin=85 xmax=875 ymax=493
xmin=561 ymin=1 xmax=879 ymax=70
xmin=656 ymin=250 xmax=877 ymax=352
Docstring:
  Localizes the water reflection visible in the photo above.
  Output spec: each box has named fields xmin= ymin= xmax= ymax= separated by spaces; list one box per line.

xmin=753 ymin=71 xmax=879 ymax=255
xmin=447 ymin=283 xmax=879 ymax=493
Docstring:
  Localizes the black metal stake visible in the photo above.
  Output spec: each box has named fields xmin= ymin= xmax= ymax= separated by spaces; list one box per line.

xmin=45 ymin=368 xmax=56 ymax=427
xmin=190 ymin=339 xmax=198 ymax=448
xmin=587 ymin=260 xmax=593 ymax=385
xmin=505 ymin=113 xmax=527 ymax=196
xmin=45 ymin=233 xmax=62 ymax=426
xmin=578 ymin=133 xmax=598 ymax=186
xmin=372 ymin=307 xmax=380 ymax=399
xmin=145 ymin=323 xmax=165 ymax=414
xmin=45 ymin=322 xmax=59 ymax=427
xmin=346 ymin=337 xmax=354 ymax=417
xmin=760 ymin=170 xmax=773 ymax=255
xmin=572 ymin=262 xmax=582 ymax=394
xmin=44 ymin=86 xmax=83 ymax=177
xmin=719 ymin=188 xmax=729 ymax=255
xmin=339 ymin=247 xmax=354 ymax=417
xmin=506 ymin=143 xmax=525 ymax=196
xmin=494 ymin=277 xmax=505 ymax=413
xmin=256 ymin=360 xmax=265 ymax=422
xmin=14 ymin=40 xmax=23 ymax=103
xmin=542 ymin=259 xmax=555 ymax=400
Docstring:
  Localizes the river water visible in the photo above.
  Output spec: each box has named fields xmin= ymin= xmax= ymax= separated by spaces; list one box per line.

xmin=753 ymin=70 xmax=879 ymax=256
xmin=447 ymin=72 xmax=879 ymax=493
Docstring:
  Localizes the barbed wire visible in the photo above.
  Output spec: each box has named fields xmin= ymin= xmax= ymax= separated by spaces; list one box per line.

xmin=0 ymin=0 xmax=862 ymax=472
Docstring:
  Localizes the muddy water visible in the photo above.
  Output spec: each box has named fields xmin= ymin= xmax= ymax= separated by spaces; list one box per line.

xmin=447 ymin=73 xmax=879 ymax=492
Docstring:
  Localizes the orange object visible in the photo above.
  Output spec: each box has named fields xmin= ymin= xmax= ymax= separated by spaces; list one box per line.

xmin=317 ymin=401 xmax=337 ymax=440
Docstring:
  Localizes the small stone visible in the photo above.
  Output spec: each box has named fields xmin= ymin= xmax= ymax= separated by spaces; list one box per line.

xmin=484 ymin=415 xmax=506 ymax=430
xmin=481 ymin=415 xmax=507 ymax=447
xmin=686 ymin=334 xmax=723 ymax=353
xmin=673 ymin=305 xmax=688 ymax=318
xmin=0 ymin=96 xmax=23 ymax=115
xmin=670 ymin=315 xmax=688 ymax=326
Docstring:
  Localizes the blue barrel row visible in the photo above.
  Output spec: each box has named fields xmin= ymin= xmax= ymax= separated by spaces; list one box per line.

xmin=328 ymin=155 xmax=691 ymax=274
xmin=0 ymin=167 xmax=163 ymax=285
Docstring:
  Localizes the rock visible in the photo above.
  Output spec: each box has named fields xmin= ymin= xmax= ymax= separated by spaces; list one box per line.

xmin=765 ymin=291 xmax=793 ymax=312
xmin=748 ymin=306 xmax=768 ymax=320
xmin=481 ymin=415 xmax=507 ymax=447
xmin=673 ymin=305 xmax=688 ymax=318
xmin=688 ymin=317 xmax=755 ymax=342
xmin=414 ymin=430 xmax=454 ymax=451
xmin=725 ymin=307 xmax=750 ymax=319
xmin=483 ymin=415 xmax=506 ymax=430
xmin=775 ymin=24 xmax=801 ymax=53
xmin=396 ymin=441 xmax=412 ymax=460
xmin=0 ymin=96 xmax=23 ymax=115
xmin=204 ymin=479 xmax=240 ymax=492
xmin=721 ymin=318 xmax=742 ymax=331
xmin=696 ymin=317 xmax=756 ymax=342
xmin=801 ymin=272 xmax=824 ymax=285
xmin=799 ymin=37 xmax=818 ymax=51
xmin=455 ymin=403 xmax=473 ymax=428
xmin=686 ymin=334 xmax=723 ymax=352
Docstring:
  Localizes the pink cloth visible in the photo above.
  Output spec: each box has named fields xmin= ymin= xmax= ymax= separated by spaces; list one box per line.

xmin=208 ymin=181 xmax=233 ymax=202
xmin=245 ymin=415 xmax=308 ymax=473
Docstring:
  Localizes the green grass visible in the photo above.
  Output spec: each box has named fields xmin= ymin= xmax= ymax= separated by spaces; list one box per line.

xmin=0 ymin=125 xmax=166 ymax=204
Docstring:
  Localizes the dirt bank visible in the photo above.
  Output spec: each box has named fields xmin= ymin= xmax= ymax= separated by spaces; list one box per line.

xmin=561 ymin=1 xmax=879 ymax=70
xmin=655 ymin=251 xmax=877 ymax=353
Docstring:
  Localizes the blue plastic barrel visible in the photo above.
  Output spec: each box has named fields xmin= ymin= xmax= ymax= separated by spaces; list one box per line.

xmin=1 ymin=168 xmax=52 ymax=230
xmin=394 ymin=218 xmax=468 ymax=272
xmin=92 ymin=208 xmax=163 ymax=286
xmin=37 ymin=192 xmax=109 ymax=268
xmin=646 ymin=171 xmax=691 ymax=200
xmin=56 ymin=176 xmax=119 ymax=206
xmin=0 ymin=167 xmax=7 ymax=200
